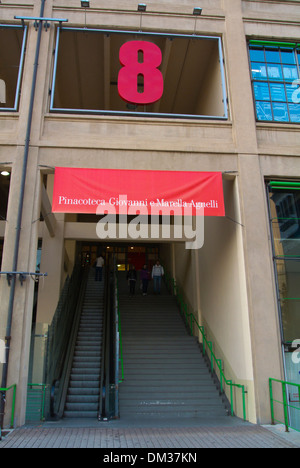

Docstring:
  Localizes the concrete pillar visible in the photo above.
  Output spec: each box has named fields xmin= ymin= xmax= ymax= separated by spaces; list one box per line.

xmin=36 ymin=175 xmax=65 ymax=326
xmin=223 ymin=0 xmax=283 ymax=423
xmin=0 ymin=148 xmax=42 ymax=427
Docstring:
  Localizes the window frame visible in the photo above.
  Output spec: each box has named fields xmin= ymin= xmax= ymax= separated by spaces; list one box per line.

xmin=50 ymin=26 xmax=229 ymax=121
xmin=0 ymin=24 xmax=28 ymax=112
xmin=249 ymin=40 xmax=300 ymax=124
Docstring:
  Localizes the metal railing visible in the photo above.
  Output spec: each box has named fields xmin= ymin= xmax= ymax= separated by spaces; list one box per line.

xmin=26 ymin=384 xmax=48 ymax=422
xmin=269 ymin=378 xmax=300 ymax=432
xmin=0 ymin=384 xmax=16 ymax=439
xmin=99 ymin=258 xmax=123 ymax=420
xmin=116 ymin=276 xmax=124 ymax=384
xmin=164 ymin=271 xmax=247 ymax=421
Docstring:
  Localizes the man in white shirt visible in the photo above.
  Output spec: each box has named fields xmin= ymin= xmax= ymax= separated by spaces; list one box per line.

xmin=152 ymin=260 xmax=164 ymax=294
xmin=95 ymin=255 xmax=105 ymax=281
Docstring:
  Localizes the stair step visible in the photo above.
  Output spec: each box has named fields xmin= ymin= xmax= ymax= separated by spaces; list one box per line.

xmin=65 ymin=403 xmax=99 ymax=411
xmin=70 ymin=374 xmax=100 ymax=382
xmin=63 ymin=411 xmax=98 ymax=418
xmin=117 ymin=272 xmax=228 ymax=421
xmin=67 ymin=395 xmax=99 ymax=404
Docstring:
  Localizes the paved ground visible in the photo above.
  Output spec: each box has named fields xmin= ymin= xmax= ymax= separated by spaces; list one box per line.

xmin=0 ymin=417 xmax=299 ymax=449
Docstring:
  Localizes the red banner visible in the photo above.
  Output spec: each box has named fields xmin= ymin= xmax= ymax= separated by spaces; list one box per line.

xmin=52 ymin=168 xmax=225 ymax=217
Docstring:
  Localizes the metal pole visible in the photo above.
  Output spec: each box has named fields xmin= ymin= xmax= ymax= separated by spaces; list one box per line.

xmin=0 ymin=0 xmax=46 ymax=430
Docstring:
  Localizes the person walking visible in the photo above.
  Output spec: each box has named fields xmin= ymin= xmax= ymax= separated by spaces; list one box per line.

xmin=95 ymin=254 xmax=105 ymax=281
xmin=127 ymin=265 xmax=137 ymax=296
xmin=152 ymin=260 xmax=164 ymax=294
xmin=140 ymin=264 xmax=150 ymax=296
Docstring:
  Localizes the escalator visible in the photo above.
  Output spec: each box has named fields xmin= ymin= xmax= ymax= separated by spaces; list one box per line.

xmin=45 ymin=261 xmax=119 ymax=421
xmin=63 ymin=269 xmax=104 ymax=418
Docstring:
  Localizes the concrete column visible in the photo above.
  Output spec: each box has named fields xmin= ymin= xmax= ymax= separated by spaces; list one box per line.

xmin=238 ymin=154 xmax=283 ymax=424
xmin=0 ymin=148 xmax=42 ymax=427
xmin=36 ymin=175 xmax=65 ymax=326
xmin=223 ymin=0 xmax=283 ymax=423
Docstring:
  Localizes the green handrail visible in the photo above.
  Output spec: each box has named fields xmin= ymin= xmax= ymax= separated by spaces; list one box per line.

xmin=165 ymin=272 xmax=247 ymax=421
xmin=269 ymin=378 xmax=300 ymax=432
xmin=0 ymin=384 xmax=16 ymax=429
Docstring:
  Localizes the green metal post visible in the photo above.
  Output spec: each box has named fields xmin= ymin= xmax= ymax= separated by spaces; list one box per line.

xmin=269 ymin=379 xmax=275 ymax=425
xmin=10 ymin=385 xmax=16 ymax=428
xmin=217 ymin=360 xmax=223 ymax=393
xmin=242 ymin=386 xmax=246 ymax=422
xmin=282 ymin=382 xmax=290 ymax=432
xmin=229 ymin=381 xmax=234 ymax=416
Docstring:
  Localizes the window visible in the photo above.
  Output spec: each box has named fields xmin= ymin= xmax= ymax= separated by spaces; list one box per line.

xmin=249 ymin=41 xmax=300 ymax=123
xmin=268 ymin=181 xmax=300 ymax=431
xmin=268 ymin=182 xmax=300 ymax=345
xmin=0 ymin=25 xmax=27 ymax=111
xmin=50 ymin=27 xmax=228 ymax=120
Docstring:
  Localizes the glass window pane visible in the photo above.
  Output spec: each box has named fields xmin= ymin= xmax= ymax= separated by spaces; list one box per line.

xmin=281 ymin=48 xmax=296 ymax=65
xmin=275 ymin=258 xmax=300 ymax=294
xmin=272 ymin=102 xmax=289 ymax=121
xmin=249 ymin=46 xmax=265 ymax=62
xmin=269 ymin=188 xmax=300 ymax=345
xmin=251 ymin=62 xmax=267 ymax=80
xmin=283 ymin=65 xmax=299 ymax=82
xmin=265 ymin=48 xmax=281 ymax=63
xmin=256 ymin=101 xmax=272 ymax=121
xmin=280 ymin=297 xmax=300 ymax=343
xmin=267 ymin=64 xmax=283 ymax=81
xmin=270 ymin=190 xmax=300 ymax=248
xmin=270 ymin=83 xmax=286 ymax=102
xmin=275 ymin=258 xmax=300 ymax=343
xmin=0 ymin=27 xmax=26 ymax=111
xmin=253 ymin=82 xmax=270 ymax=101
xmin=289 ymin=104 xmax=300 ymax=123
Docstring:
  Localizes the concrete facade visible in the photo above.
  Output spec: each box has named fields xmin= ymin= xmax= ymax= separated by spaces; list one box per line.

xmin=0 ymin=0 xmax=299 ymax=428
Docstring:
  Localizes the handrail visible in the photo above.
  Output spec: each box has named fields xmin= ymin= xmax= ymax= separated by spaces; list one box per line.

xmin=164 ymin=271 xmax=247 ymax=421
xmin=269 ymin=378 xmax=300 ymax=433
xmin=99 ymin=259 xmax=123 ymax=420
xmin=99 ymin=265 xmax=110 ymax=420
xmin=113 ymin=261 xmax=120 ymax=417
xmin=0 ymin=384 xmax=16 ymax=433
xmin=116 ymin=276 xmax=124 ymax=384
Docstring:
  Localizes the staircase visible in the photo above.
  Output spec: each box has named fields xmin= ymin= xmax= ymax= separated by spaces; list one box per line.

xmin=63 ymin=269 xmax=104 ymax=418
xmin=118 ymin=274 xmax=228 ymax=420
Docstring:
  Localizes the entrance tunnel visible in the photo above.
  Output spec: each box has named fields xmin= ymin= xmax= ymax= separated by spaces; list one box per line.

xmin=25 ymin=179 xmax=253 ymax=423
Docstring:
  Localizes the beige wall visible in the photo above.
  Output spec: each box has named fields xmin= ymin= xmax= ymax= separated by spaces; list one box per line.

xmin=0 ymin=0 xmax=299 ymax=426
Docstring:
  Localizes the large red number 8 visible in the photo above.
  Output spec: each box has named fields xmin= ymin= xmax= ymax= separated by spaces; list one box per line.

xmin=118 ymin=41 xmax=164 ymax=105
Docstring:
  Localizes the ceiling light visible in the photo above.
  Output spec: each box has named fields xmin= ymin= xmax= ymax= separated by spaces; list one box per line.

xmin=1 ymin=171 xmax=10 ymax=176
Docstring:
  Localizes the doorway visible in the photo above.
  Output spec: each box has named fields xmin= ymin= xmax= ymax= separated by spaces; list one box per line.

xmin=78 ymin=242 xmax=159 ymax=273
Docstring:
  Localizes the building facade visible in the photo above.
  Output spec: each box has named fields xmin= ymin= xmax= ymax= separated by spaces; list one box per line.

xmin=0 ymin=0 xmax=299 ymax=428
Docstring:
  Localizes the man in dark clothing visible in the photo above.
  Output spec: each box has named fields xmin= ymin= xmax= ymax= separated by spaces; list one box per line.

xmin=127 ymin=265 xmax=137 ymax=296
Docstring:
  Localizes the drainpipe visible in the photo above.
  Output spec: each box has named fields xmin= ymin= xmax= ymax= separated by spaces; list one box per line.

xmin=0 ymin=0 xmax=46 ymax=429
